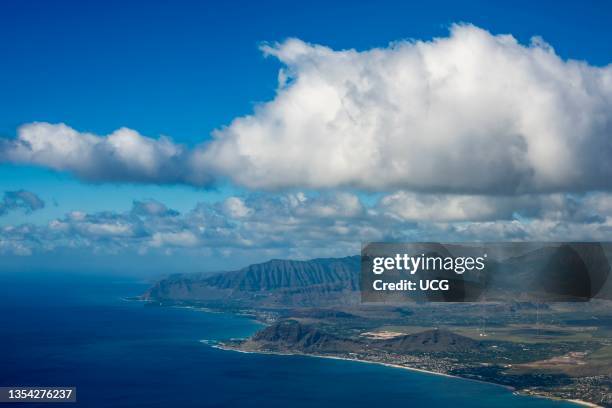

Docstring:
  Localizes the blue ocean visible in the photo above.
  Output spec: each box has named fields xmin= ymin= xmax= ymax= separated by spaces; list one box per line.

xmin=0 ymin=272 xmax=577 ymax=407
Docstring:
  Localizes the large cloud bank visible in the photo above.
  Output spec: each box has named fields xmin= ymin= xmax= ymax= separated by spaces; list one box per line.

xmin=206 ymin=24 xmax=612 ymax=192
xmin=2 ymin=24 xmax=612 ymax=193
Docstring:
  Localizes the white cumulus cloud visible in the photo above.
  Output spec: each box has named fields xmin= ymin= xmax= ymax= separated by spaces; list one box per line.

xmin=1 ymin=122 xmax=211 ymax=186
xmin=204 ymin=24 xmax=612 ymax=193
xmin=1 ymin=25 xmax=611 ymax=196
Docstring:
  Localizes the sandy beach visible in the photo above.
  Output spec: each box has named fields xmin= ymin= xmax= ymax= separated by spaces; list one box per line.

xmin=211 ymin=343 xmax=602 ymax=408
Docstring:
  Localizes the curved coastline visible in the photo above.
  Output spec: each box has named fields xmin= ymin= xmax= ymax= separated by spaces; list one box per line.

xmin=156 ymin=302 xmax=604 ymax=408
xmin=210 ymin=342 xmax=601 ymax=408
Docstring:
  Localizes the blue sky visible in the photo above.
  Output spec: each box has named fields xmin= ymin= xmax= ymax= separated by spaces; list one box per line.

xmin=1 ymin=1 xmax=612 ymax=273
xmin=2 ymin=1 xmax=611 ymax=139
xmin=1 ymin=0 xmax=610 ymax=220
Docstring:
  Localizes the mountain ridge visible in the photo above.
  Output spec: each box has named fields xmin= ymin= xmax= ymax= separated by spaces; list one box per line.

xmin=236 ymin=319 xmax=482 ymax=354
xmin=143 ymin=255 xmax=361 ymax=307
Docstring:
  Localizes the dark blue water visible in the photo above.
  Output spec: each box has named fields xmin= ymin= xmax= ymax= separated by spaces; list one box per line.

xmin=0 ymin=272 xmax=577 ymax=408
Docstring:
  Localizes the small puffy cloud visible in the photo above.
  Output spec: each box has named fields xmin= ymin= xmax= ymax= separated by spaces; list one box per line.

xmin=379 ymin=192 xmax=513 ymax=222
xmin=61 ymin=211 xmax=139 ymax=239
xmin=292 ymin=192 xmax=365 ymax=218
xmin=150 ymin=231 xmax=200 ymax=248
xmin=221 ymin=197 xmax=253 ymax=218
xmin=0 ymin=190 xmax=45 ymax=216
xmin=77 ymin=222 xmax=134 ymax=238
xmin=132 ymin=200 xmax=179 ymax=217
xmin=240 ymin=192 xmax=366 ymax=221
